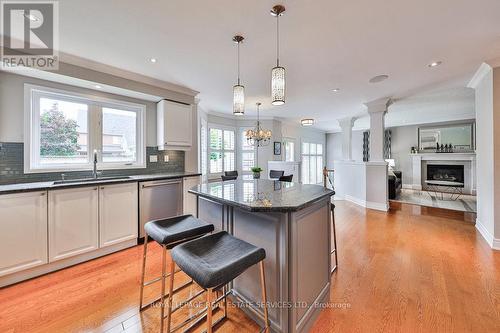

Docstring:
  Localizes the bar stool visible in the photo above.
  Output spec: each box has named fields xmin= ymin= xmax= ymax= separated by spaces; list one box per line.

xmin=168 ymin=231 xmax=270 ymax=333
xmin=331 ymin=204 xmax=338 ymax=274
xmin=139 ymin=214 xmax=214 ymax=333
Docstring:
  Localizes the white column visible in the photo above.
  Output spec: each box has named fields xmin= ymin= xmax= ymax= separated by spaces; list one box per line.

xmin=338 ymin=117 xmax=356 ymax=161
xmin=364 ymin=98 xmax=391 ymax=162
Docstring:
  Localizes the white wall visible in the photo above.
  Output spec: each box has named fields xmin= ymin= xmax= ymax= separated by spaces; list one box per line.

xmin=326 ymin=130 xmax=363 ymax=167
xmin=206 ymin=115 xmax=326 ymax=180
xmin=470 ymin=63 xmax=498 ymax=249
xmin=390 ymin=125 xmax=418 ymax=186
xmin=0 ymin=71 xmax=158 ymax=144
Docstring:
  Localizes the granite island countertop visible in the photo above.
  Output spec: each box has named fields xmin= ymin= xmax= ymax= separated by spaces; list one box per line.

xmin=189 ymin=179 xmax=334 ymax=212
xmin=0 ymin=172 xmax=201 ymax=195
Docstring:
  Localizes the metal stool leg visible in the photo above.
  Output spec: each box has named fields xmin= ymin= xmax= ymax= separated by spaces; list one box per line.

xmin=331 ymin=210 xmax=338 ymax=274
xmin=206 ymin=288 xmax=213 ymax=333
xmin=160 ymin=245 xmax=167 ymax=333
xmin=166 ymin=260 xmax=175 ymax=333
xmin=259 ymin=261 xmax=270 ymax=332
xmin=139 ymin=236 xmax=149 ymax=310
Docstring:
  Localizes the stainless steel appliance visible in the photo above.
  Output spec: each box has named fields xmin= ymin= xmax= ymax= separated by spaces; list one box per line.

xmin=139 ymin=179 xmax=183 ymax=238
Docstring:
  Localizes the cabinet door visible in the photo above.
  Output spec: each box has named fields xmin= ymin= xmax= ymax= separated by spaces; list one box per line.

xmin=99 ymin=183 xmax=138 ymax=247
xmin=0 ymin=191 xmax=48 ymax=276
xmin=48 ymin=186 xmax=99 ymax=262
xmin=158 ymin=100 xmax=192 ymax=147
xmin=183 ymin=176 xmax=200 ymax=216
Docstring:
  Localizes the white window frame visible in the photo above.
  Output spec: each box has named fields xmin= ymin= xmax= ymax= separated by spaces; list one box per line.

xmin=239 ymin=127 xmax=256 ymax=179
xmin=283 ymin=137 xmax=295 ymax=162
xmin=301 ymin=141 xmax=324 ymax=184
xmin=207 ymin=123 xmax=236 ymax=179
xmin=24 ymin=84 xmax=146 ymax=173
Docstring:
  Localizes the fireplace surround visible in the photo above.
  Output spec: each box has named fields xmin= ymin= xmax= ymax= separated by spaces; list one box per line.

xmin=411 ymin=153 xmax=476 ymax=195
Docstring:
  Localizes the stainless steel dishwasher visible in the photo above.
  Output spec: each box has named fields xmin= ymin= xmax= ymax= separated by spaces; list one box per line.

xmin=139 ymin=178 xmax=183 ymax=238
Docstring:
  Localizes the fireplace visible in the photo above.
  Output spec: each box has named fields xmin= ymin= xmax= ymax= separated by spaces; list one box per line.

xmin=427 ymin=164 xmax=464 ymax=186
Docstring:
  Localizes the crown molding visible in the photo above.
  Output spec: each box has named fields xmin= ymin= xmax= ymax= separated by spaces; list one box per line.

xmin=467 ymin=62 xmax=492 ymax=89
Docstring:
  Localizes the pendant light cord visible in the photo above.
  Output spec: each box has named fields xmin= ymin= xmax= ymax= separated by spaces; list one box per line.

xmin=276 ymin=15 xmax=280 ymax=66
xmin=237 ymin=41 xmax=241 ymax=85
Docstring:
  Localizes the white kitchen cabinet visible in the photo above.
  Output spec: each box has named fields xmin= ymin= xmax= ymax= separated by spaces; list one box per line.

xmin=183 ymin=176 xmax=200 ymax=216
xmin=99 ymin=182 xmax=138 ymax=247
xmin=157 ymin=99 xmax=193 ymax=150
xmin=48 ymin=186 xmax=99 ymax=262
xmin=0 ymin=191 xmax=48 ymax=277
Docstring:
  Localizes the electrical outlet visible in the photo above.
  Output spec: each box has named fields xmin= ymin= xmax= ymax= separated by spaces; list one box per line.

xmin=164 ymin=155 xmax=169 ymax=162
xmin=149 ymin=155 xmax=158 ymax=163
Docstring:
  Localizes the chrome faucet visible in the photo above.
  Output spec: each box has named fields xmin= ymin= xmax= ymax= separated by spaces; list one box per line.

xmin=92 ymin=150 xmax=99 ymax=179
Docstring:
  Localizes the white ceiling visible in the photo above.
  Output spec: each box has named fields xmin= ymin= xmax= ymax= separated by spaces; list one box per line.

xmin=56 ymin=0 xmax=500 ymax=131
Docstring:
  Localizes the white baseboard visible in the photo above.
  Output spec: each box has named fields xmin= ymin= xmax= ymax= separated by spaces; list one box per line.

xmin=0 ymin=239 xmax=137 ymax=287
xmin=475 ymin=219 xmax=500 ymax=250
xmin=344 ymin=195 xmax=389 ymax=212
xmin=402 ymin=184 xmax=413 ymax=189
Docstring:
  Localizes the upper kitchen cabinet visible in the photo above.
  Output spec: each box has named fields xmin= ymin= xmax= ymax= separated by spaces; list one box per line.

xmin=157 ymin=99 xmax=193 ymax=150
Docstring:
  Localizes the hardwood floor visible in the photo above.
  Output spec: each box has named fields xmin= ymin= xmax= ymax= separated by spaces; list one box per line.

xmin=1 ymin=201 xmax=499 ymax=333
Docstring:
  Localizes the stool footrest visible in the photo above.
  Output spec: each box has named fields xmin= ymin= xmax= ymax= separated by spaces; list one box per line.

xmin=142 ymin=268 xmax=182 ymax=287
xmin=169 ymin=289 xmax=231 ymax=332
xmin=140 ymin=279 xmax=193 ymax=311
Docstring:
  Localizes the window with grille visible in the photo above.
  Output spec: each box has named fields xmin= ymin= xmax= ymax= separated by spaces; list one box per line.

xmin=301 ymin=142 xmax=324 ymax=184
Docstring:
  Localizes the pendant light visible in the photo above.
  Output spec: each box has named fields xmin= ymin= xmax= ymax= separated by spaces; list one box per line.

xmin=244 ymin=102 xmax=272 ymax=147
xmin=270 ymin=5 xmax=286 ymax=106
xmin=233 ymin=35 xmax=245 ymax=115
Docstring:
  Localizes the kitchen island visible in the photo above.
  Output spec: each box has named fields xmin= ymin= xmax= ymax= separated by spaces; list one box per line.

xmin=189 ymin=179 xmax=335 ymax=333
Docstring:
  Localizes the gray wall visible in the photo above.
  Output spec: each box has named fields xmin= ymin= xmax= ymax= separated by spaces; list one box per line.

xmin=326 ymin=130 xmax=363 ymax=167
xmin=390 ymin=125 xmax=418 ymax=186
xmin=0 ymin=70 xmax=195 ymax=184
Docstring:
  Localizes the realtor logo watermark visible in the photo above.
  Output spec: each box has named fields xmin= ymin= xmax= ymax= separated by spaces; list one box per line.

xmin=1 ymin=0 xmax=59 ymax=69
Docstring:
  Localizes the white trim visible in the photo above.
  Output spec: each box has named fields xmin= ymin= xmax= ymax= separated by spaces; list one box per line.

xmin=344 ymin=194 xmax=389 ymax=212
xmin=467 ymin=63 xmax=492 ymax=89
xmin=0 ymin=238 xmax=137 ymax=288
xmin=24 ymin=84 xmax=146 ymax=173
xmin=402 ymin=184 xmax=413 ymax=189
xmin=475 ymin=219 xmax=500 ymax=250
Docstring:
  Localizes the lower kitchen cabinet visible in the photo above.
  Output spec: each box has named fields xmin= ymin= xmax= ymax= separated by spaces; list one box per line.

xmin=0 ymin=191 xmax=48 ymax=277
xmin=48 ymin=186 xmax=99 ymax=262
xmin=99 ymin=182 xmax=138 ymax=247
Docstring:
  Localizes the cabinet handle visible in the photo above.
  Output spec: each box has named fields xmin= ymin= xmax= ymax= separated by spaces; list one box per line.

xmin=40 ymin=192 xmax=46 ymax=196
xmin=141 ymin=180 xmax=182 ymax=188
xmin=94 ymin=187 xmax=98 ymax=190
xmin=100 ymin=187 xmax=105 ymax=190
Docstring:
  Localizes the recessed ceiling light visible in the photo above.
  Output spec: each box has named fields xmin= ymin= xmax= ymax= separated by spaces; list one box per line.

xmin=428 ymin=61 xmax=442 ymax=68
xmin=24 ymin=13 xmax=39 ymax=22
xmin=369 ymin=75 xmax=389 ymax=83
xmin=332 ymin=88 xmax=340 ymax=92
xmin=301 ymin=119 xmax=314 ymax=126
xmin=95 ymin=85 xmax=102 ymax=89
xmin=149 ymin=58 xmax=157 ymax=63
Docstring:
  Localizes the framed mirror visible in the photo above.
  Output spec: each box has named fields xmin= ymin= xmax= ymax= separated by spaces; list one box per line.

xmin=418 ymin=123 xmax=475 ymax=152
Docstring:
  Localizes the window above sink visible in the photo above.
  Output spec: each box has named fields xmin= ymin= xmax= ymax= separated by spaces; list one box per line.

xmin=24 ymin=84 xmax=146 ymax=173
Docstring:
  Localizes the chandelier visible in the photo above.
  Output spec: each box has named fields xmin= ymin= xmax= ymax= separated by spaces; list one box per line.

xmin=244 ymin=102 xmax=272 ymax=147
xmin=233 ymin=35 xmax=245 ymax=115
xmin=270 ymin=5 xmax=286 ymax=105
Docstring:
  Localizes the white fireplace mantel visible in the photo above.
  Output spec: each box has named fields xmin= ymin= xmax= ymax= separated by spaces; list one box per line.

xmin=410 ymin=153 xmax=476 ymax=194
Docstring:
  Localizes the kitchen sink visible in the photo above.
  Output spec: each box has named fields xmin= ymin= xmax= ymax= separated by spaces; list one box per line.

xmin=53 ymin=176 xmax=132 ymax=185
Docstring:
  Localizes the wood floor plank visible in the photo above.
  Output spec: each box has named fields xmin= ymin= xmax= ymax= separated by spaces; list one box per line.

xmin=0 ymin=201 xmax=499 ymax=333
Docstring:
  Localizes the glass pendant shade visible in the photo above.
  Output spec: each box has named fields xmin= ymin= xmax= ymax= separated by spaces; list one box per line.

xmin=233 ymin=84 xmax=245 ymax=115
xmin=271 ymin=66 xmax=285 ymax=105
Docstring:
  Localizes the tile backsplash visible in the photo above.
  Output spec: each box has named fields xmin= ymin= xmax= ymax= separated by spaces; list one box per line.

xmin=0 ymin=142 xmax=184 ymax=185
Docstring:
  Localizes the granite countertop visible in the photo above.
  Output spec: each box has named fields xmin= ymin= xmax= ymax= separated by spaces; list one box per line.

xmin=189 ymin=179 xmax=334 ymax=212
xmin=0 ymin=172 xmax=201 ymax=194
